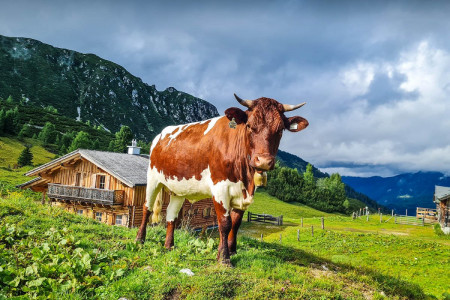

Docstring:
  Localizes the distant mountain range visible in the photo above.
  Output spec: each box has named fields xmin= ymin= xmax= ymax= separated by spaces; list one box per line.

xmin=0 ymin=34 xmax=219 ymax=140
xmin=342 ymin=172 xmax=450 ymax=214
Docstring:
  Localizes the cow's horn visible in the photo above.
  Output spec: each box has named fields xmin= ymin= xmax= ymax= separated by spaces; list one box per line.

xmin=234 ymin=93 xmax=254 ymax=108
xmin=283 ymin=102 xmax=306 ymax=112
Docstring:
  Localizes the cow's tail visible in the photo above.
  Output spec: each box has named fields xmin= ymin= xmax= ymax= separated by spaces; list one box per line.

xmin=151 ymin=191 xmax=163 ymax=224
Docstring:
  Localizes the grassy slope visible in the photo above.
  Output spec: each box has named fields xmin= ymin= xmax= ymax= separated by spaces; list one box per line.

xmin=2 ymin=187 xmax=447 ymax=299
xmin=251 ymin=190 xmax=331 ymax=219
xmin=0 ymin=136 xmax=55 ymax=185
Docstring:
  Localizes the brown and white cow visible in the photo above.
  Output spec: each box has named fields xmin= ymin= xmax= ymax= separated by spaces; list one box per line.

xmin=136 ymin=94 xmax=308 ymax=265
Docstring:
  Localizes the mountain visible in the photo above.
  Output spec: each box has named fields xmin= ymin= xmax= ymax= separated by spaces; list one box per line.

xmin=342 ymin=172 xmax=450 ymax=214
xmin=0 ymin=35 xmax=219 ymax=140
xmin=276 ymin=150 xmax=387 ymax=212
xmin=277 ymin=150 xmax=328 ymax=178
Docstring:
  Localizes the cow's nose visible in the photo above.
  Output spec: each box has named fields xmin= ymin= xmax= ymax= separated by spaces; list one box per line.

xmin=254 ymin=155 xmax=275 ymax=170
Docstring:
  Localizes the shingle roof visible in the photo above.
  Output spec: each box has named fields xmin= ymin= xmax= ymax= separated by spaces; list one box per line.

xmin=435 ymin=185 xmax=450 ymax=203
xmin=16 ymin=177 xmax=44 ymax=189
xmin=25 ymin=149 xmax=149 ymax=187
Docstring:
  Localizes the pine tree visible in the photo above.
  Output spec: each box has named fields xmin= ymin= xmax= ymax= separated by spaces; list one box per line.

xmin=0 ymin=109 xmax=5 ymax=134
xmin=38 ymin=122 xmax=57 ymax=145
xmin=112 ymin=126 xmax=133 ymax=153
xmin=18 ymin=123 xmax=33 ymax=139
xmin=17 ymin=145 xmax=33 ymax=167
xmin=68 ymin=131 xmax=92 ymax=152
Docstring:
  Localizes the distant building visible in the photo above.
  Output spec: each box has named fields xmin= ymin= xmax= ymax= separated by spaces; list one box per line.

xmin=17 ymin=145 xmax=216 ymax=230
xmin=434 ymin=185 xmax=450 ymax=234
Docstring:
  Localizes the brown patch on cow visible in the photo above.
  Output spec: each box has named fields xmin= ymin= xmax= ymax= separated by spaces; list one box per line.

xmin=242 ymin=189 xmax=247 ymax=199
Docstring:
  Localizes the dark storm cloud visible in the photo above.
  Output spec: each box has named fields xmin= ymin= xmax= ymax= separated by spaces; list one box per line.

xmin=2 ymin=0 xmax=450 ymax=176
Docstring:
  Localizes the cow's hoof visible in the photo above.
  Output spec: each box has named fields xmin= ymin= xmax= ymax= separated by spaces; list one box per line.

xmin=229 ymin=251 xmax=237 ymax=256
xmin=220 ymin=258 xmax=233 ymax=267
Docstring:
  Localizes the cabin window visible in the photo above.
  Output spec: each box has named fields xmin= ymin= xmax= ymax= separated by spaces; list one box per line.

xmin=97 ymin=175 xmax=106 ymax=189
xmin=77 ymin=209 xmax=84 ymax=215
xmin=115 ymin=214 xmax=127 ymax=226
xmin=203 ymin=207 xmax=211 ymax=218
xmin=75 ymin=173 xmax=81 ymax=186
xmin=95 ymin=212 xmax=103 ymax=222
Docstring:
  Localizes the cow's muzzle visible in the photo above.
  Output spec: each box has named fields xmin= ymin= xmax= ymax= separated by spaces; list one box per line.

xmin=251 ymin=155 xmax=275 ymax=171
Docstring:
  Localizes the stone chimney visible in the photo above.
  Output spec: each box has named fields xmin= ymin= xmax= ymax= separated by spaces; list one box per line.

xmin=127 ymin=139 xmax=141 ymax=155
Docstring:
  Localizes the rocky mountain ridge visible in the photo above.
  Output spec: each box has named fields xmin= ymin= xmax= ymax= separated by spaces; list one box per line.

xmin=0 ymin=34 xmax=219 ymax=140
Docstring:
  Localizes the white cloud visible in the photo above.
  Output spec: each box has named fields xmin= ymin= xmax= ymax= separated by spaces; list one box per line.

xmin=282 ymin=40 xmax=450 ymax=176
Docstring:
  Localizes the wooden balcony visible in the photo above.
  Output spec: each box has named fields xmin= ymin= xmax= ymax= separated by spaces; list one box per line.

xmin=47 ymin=183 xmax=124 ymax=205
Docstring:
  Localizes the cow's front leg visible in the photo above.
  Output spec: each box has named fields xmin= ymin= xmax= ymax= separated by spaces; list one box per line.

xmin=213 ymin=199 xmax=232 ymax=266
xmin=228 ymin=208 xmax=244 ymax=255
xmin=164 ymin=195 xmax=185 ymax=250
xmin=136 ymin=205 xmax=152 ymax=244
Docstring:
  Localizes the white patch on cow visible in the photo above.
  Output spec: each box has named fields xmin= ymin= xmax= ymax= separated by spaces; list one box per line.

xmin=156 ymin=117 xmax=223 ymax=147
xmin=166 ymin=195 xmax=185 ymax=222
xmin=146 ymin=165 xmax=253 ymax=218
xmin=203 ymin=116 xmax=221 ymax=135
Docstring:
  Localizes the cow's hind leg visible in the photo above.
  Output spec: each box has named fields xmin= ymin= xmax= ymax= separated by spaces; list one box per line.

xmin=228 ymin=208 xmax=244 ymax=255
xmin=164 ymin=195 xmax=185 ymax=249
xmin=213 ymin=199 xmax=232 ymax=266
xmin=136 ymin=178 xmax=162 ymax=243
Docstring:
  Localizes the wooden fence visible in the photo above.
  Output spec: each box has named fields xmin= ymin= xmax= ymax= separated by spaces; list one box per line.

xmin=247 ymin=212 xmax=283 ymax=226
xmin=395 ymin=214 xmax=424 ymax=226
xmin=416 ymin=207 xmax=438 ymax=224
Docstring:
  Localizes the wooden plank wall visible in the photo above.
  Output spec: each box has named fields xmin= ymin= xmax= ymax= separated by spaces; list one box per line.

xmin=49 ymin=158 xmax=135 ymax=205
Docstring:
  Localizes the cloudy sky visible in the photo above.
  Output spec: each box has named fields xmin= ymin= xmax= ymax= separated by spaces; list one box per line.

xmin=2 ymin=0 xmax=450 ymax=177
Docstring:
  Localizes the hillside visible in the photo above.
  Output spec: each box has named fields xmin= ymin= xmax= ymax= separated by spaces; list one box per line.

xmin=342 ymin=172 xmax=450 ymax=213
xmin=276 ymin=150 xmax=387 ymax=212
xmin=1 ymin=184 xmax=448 ymax=299
xmin=0 ymin=136 xmax=55 ymax=185
xmin=0 ymin=34 xmax=219 ymax=140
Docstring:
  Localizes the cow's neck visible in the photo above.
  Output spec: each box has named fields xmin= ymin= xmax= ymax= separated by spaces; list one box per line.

xmin=230 ymin=125 xmax=256 ymax=196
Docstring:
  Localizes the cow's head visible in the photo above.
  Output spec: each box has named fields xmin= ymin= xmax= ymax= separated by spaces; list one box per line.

xmin=225 ymin=94 xmax=308 ymax=172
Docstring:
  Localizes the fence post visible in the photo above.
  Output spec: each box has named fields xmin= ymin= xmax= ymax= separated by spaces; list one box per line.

xmin=261 ymin=233 xmax=263 ymax=242
xmin=380 ymin=213 xmax=382 ymax=223
xmin=248 ymin=211 xmax=251 ymax=222
xmin=301 ymin=217 xmax=303 ymax=227
xmin=279 ymin=234 xmax=282 ymax=244
xmin=395 ymin=214 xmax=397 ymax=224
xmin=422 ymin=216 xmax=425 ymax=226
xmin=366 ymin=214 xmax=369 ymax=221
xmin=297 ymin=229 xmax=300 ymax=241
xmin=392 ymin=209 xmax=394 ymax=216
xmin=321 ymin=217 xmax=324 ymax=229
xmin=280 ymin=215 xmax=283 ymax=226
xmin=406 ymin=209 xmax=408 ymax=216
xmin=311 ymin=225 xmax=314 ymax=237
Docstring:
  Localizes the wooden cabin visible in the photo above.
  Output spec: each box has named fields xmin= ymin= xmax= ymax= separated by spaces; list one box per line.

xmin=17 ymin=146 xmax=217 ymax=230
xmin=434 ymin=185 xmax=450 ymax=234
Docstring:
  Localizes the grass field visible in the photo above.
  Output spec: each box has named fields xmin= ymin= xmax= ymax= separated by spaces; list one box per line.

xmin=0 ymin=136 xmax=55 ymax=185
xmin=250 ymin=190 xmax=332 ymax=219
xmin=1 ymin=183 xmax=449 ymax=299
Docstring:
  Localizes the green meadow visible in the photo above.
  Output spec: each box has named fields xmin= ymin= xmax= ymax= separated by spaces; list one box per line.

xmin=1 ymin=183 xmax=449 ymax=299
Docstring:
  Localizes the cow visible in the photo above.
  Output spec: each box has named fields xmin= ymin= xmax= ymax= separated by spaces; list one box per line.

xmin=136 ymin=94 xmax=308 ymax=265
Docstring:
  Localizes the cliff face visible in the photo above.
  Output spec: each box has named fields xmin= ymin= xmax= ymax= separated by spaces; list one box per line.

xmin=0 ymin=35 xmax=219 ymax=140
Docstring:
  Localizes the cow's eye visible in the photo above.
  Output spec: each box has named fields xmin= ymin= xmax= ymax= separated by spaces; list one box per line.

xmin=246 ymin=124 xmax=253 ymax=132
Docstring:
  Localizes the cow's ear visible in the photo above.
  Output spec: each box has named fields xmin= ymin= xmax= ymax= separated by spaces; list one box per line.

xmin=225 ymin=107 xmax=248 ymax=124
xmin=286 ymin=116 xmax=308 ymax=132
